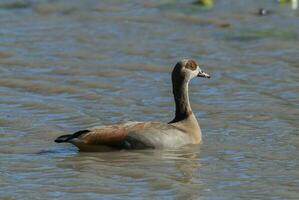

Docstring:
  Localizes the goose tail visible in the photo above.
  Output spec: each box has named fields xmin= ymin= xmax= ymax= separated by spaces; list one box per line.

xmin=55 ymin=130 xmax=90 ymax=143
xmin=54 ymin=134 xmax=72 ymax=143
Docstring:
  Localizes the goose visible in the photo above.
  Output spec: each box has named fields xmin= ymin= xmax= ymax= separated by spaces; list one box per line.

xmin=55 ymin=59 xmax=210 ymax=151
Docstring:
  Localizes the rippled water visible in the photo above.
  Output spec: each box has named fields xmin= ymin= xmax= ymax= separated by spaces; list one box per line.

xmin=0 ymin=0 xmax=298 ymax=199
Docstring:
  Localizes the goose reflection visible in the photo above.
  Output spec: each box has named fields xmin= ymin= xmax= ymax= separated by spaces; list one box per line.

xmin=54 ymin=146 xmax=203 ymax=198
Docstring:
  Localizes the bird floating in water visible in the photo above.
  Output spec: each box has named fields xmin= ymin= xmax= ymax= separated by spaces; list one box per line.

xmin=55 ymin=59 xmax=210 ymax=151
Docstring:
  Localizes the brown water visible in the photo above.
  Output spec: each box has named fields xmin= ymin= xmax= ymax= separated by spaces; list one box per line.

xmin=0 ymin=0 xmax=299 ymax=199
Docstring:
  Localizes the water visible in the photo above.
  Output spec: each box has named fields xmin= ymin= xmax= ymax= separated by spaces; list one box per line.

xmin=0 ymin=0 xmax=298 ymax=199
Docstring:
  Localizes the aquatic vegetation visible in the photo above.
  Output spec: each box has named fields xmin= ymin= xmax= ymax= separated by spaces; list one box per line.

xmin=193 ymin=0 xmax=214 ymax=8
xmin=0 ymin=0 xmax=30 ymax=9
xmin=157 ymin=0 xmax=214 ymax=14
xmin=279 ymin=0 xmax=293 ymax=3
xmin=228 ymin=28 xmax=298 ymax=41
xmin=279 ymin=0 xmax=298 ymax=10
xmin=32 ymin=2 xmax=77 ymax=15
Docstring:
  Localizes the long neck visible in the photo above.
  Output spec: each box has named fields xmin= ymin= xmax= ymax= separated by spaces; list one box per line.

xmin=170 ymin=77 xmax=192 ymax=123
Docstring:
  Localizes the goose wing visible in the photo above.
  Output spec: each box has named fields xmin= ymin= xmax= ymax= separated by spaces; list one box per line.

xmin=55 ymin=121 xmax=187 ymax=151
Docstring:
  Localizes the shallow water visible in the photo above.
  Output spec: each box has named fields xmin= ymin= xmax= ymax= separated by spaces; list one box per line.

xmin=0 ymin=0 xmax=298 ymax=199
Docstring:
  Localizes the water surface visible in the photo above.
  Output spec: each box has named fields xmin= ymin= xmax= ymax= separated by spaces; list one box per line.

xmin=0 ymin=0 xmax=298 ymax=199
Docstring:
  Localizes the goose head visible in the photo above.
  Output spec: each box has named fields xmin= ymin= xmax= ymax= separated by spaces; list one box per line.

xmin=172 ymin=59 xmax=210 ymax=82
xmin=170 ymin=59 xmax=210 ymax=124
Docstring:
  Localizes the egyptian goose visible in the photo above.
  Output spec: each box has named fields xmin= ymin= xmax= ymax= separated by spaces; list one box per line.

xmin=55 ymin=59 xmax=210 ymax=151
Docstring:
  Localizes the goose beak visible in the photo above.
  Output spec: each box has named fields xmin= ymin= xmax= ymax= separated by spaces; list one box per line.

xmin=197 ymin=68 xmax=211 ymax=78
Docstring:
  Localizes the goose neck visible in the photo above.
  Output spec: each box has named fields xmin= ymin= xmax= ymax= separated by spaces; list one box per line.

xmin=171 ymin=78 xmax=192 ymax=123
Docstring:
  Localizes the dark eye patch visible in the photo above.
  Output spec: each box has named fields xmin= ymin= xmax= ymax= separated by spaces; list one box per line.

xmin=185 ymin=60 xmax=198 ymax=71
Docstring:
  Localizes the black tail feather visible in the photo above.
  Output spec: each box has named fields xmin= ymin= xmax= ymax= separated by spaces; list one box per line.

xmin=54 ymin=130 xmax=90 ymax=143
xmin=54 ymin=134 xmax=72 ymax=143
